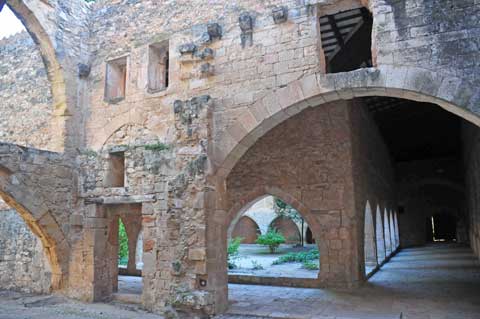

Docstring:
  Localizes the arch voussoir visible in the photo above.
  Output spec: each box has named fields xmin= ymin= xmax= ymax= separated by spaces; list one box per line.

xmin=215 ymin=65 xmax=480 ymax=178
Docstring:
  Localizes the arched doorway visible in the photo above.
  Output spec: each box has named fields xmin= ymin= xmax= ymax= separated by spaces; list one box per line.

xmin=364 ymin=201 xmax=377 ymax=275
xmin=384 ymin=210 xmax=392 ymax=256
xmin=209 ymin=69 xmax=480 ymax=313
xmin=306 ymin=227 xmax=316 ymax=244
xmin=375 ymin=206 xmax=386 ymax=264
xmin=227 ymin=194 xmax=320 ymax=283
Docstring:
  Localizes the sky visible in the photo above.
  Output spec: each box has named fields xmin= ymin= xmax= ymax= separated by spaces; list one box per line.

xmin=0 ymin=6 xmax=26 ymax=39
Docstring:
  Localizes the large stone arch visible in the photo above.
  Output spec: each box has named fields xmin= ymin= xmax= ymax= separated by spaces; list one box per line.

xmin=231 ymin=216 xmax=261 ymax=244
xmin=5 ymin=0 xmax=70 ymax=151
xmin=0 ymin=172 xmax=68 ymax=291
xmin=212 ymin=65 xmax=480 ymax=177
xmin=225 ymin=186 xmax=320 ymax=247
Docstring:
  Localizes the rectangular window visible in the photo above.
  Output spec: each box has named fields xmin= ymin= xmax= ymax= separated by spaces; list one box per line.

xmin=148 ymin=41 xmax=169 ymax=92
xmin=105 ymin=151 xmax=125 ymax=187
xmin=105 ymin=57 xmax=127 ymax=102
xmin=319 ymin=7 xmax=373 ymax=73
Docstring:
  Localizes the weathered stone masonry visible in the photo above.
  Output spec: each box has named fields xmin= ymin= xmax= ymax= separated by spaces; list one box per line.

xmin=1 ymin=0 xmax=480 ymax=316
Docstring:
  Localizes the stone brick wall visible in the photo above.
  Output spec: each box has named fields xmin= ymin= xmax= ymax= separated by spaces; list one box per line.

xmin=463 ymin=122 xmax=480 ymax=259
xmin=0 ymin=209 xmax=51 ymax=293
xmin=348 ymin=99 xmax=396 ymax=270
xmin=0 ymin=32 xmax=53 ymax=149
xmin=374 ymin=0 xmax=480 ymax=85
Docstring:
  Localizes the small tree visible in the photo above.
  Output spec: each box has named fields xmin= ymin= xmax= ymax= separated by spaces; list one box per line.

xmin=118 ymin=218 xmax=129 ymax=266
xmin=227 ymin=237 xmax=243 ymax=269
xmin=256 ymin=229 xmax=285 ymax=253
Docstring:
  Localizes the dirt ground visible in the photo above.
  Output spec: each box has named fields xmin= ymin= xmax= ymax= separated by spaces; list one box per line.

xmin=0 ymin=290 xmax=162 ymax=319
xmin=228 ymin=244 xmax=319 ymax=278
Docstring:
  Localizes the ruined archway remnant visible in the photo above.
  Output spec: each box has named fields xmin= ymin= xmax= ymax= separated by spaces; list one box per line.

xmin=5 ymin=0 xmax=73 ymax=152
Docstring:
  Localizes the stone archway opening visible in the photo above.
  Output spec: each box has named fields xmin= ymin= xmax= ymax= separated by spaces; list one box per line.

xmin=213 ymin=89 xmax=480 ymax=313
xmin=227 ymin=195 xmax=320 ymax=285
xmin=103 ymin=204 xmax=143 ymax=302
xmin=0 ymin=186 xmax=66 ymax=293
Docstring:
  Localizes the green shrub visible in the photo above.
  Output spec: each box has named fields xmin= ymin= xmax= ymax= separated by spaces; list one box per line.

xmin=118 ymin=219 xmax=129 ymax=265
xmin=302 ymin=260 xmax=319 ymax=270
xmin=255 ymin=229 xmax=285 ymax=253
xmin=227 ymin=237 xmax=243 ymax=269
xmin=272 ymin=249 xmax=319 ymax=265
xmin=251 ymin=260 xmax=264 ymax=270
xmin=143 ymin=142 xmax=171 ymax=151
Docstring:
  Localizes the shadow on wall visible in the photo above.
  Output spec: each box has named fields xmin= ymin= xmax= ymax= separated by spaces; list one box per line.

xmin=0 ymin=207 xmax=51 ymax=293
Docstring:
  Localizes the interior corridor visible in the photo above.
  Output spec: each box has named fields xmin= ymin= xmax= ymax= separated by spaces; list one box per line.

xmin=225 ymin=244 xmax=480 ymax=319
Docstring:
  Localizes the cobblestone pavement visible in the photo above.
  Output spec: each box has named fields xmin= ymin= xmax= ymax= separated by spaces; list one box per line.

xmin=225 ymin=244 xmax=480 ymax=319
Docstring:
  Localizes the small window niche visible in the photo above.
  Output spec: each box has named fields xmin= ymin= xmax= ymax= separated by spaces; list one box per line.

xmin=105 ymin=56 xmax=127 ymax=103
xmin=105 ymin=151 xmax=125 ymax=188
xmin=319 ymin=7 xmax=373 ymax=73
xmin=148 ymin=41 xmax=169 ymax=93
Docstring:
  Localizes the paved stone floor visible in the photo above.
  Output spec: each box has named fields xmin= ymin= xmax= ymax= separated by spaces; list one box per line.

xmin=226 ymin=244 xmax=480 ymax=319
xmin=0 ymin=244 xmax=479 ymax=318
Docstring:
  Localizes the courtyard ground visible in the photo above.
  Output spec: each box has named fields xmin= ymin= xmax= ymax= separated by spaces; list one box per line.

xmin=0 ymin=244 xmax=479 ymax=319
xmin=228 ymin=244 xmax=319 ymax=278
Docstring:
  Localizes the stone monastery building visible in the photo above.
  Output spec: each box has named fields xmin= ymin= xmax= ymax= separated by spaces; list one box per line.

xmin=0 ymin=0 xmax=480 ymax=317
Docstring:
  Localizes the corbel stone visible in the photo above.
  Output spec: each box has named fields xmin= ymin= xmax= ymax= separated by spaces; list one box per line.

xmin=239 ymin=12 xmax=254 ymax=48
xmin=207 ymin=22 xmax=222 ymax=40
xmin=272 ymin=6 xmax=288 ymax=24
xmin=78 ymin=63 xmax=91 ymax=78
xmin=200 ymin=63 xmax=214 ymax=78
xmin=178 ymin=43 xmax=197 ymax=55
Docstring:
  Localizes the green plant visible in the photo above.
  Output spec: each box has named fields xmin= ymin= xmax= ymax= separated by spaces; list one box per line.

xmin=302 ymin=260 xmax=319 ymax=270
xmin=118 ymin=218 xmax=129 ymax=266
xmin=143 ymin=142 xmax=171 ymax=151
xmin=251 ymin=260 xmax=264 ymax=270
xmin=227 ymin=237 xmax=242 ymax=269
xmin=255 ymin=229 xmax=285 ymax=253
xmin=81 ymin=149 xmax=97 ymax=157
xmin=272 ymin=249 xmax=319 ymax=265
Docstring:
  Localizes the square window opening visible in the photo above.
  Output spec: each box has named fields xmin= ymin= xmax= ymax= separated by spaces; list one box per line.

xmin=319 ymin=7 xmax=373 ymax=74
xmin=148 ymin=41 xmax=169 ymax=93
xmin=105 ymin=57 xmax=127 ymax=102
xmin=105 ymin=151 xmax=125 ymax=187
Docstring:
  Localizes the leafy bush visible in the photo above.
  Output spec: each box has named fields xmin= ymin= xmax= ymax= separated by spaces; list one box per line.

xmin=118 ymin=219 xmax=129 ymax=266
xmin=255 ymin=229 xmax=285 ymax=253
xmin=302 ymin=260 xmax=319 ymax=270
xmin=227 ymin=237 xmax=243 ymax=269
xmin=272 ymin=249 xmax=319 ymax=265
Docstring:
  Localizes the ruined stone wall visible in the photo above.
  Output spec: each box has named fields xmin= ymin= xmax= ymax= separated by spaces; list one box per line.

xmin=0 ymin=32 xmax=53 ymax=149
xmin=0 ymin=209 xmax=51 ymax=293
xmin=348 ymin=99 xmax=396 ymax=268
